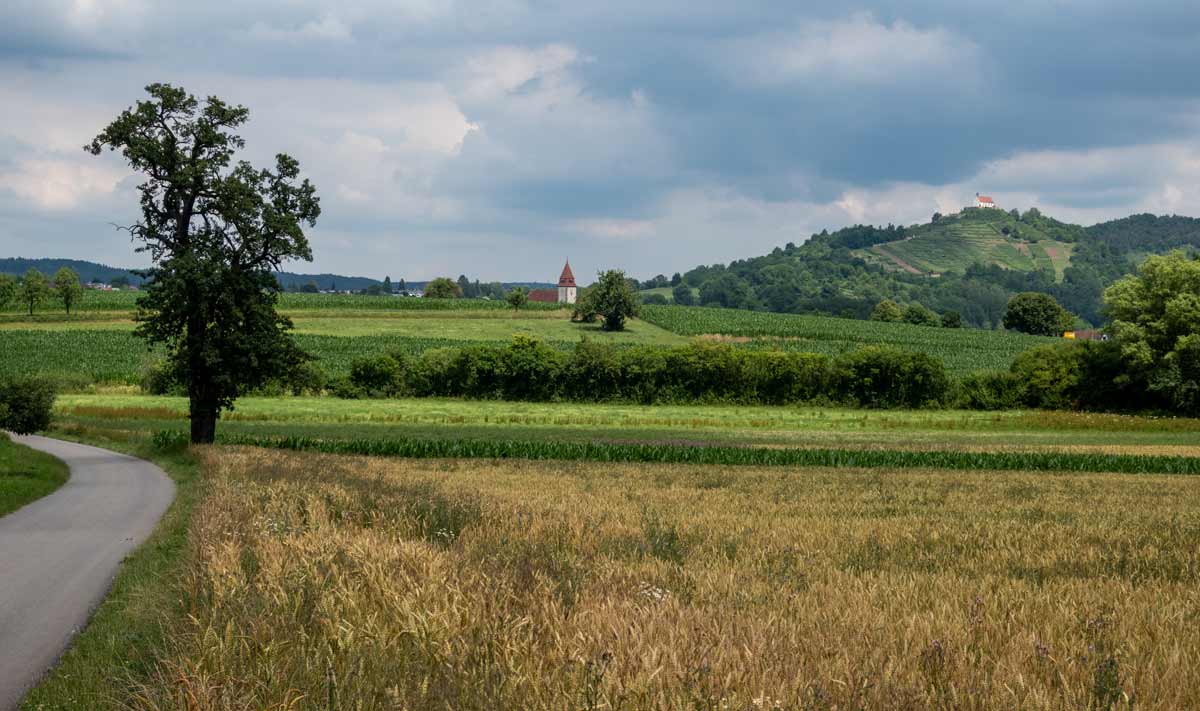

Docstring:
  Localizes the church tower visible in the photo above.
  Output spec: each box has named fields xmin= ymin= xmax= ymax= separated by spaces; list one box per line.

xmin=557 ymin=261 xmax=577 ymax=304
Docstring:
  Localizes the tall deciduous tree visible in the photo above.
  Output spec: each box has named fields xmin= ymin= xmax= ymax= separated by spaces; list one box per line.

xmin=1105 ymin=251 xmax=1200 ymax=413
xmin=53 ymin=267 xmax=83 ymax=315
xmin=19 ymin=268 xmax=49 ymax=316
xmin=87 ymin=84 xmax=320 ymax=443
xmin=583 ymin=269 xmax=640 ymax=331
xmin=424 ymin=277 xmax=462 ymax=299
xmin=1002 ymin=292 xmax=1074 ymax=336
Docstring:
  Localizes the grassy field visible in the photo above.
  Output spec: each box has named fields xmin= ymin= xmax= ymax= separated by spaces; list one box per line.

xmin=53 ymin=394 xmax=1200 ymax=457
xmin=0 ymin=295 xmax=1051 ymax=386
xmin=74 ymin=444 xmax=1199 ymax=710
xmin=0 ymin=434 xmax=69 ymax=517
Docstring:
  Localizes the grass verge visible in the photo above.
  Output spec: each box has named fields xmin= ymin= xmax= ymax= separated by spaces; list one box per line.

xmin=0 ymin=434 xmax=69 ymax=517
xmin=18 ymin=426 xmax=202 ymax=711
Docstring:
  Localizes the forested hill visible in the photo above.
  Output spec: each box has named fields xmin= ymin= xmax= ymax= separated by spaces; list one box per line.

xmin=0 ymin=258 xmax=147 ymax=286
xmin=0 ymin=258 xmax=551 ymax=296
xmin=0 ymin=258 xmax=388 ymax=291
xmin=666 ymin=210 xmax=1200 ymax=328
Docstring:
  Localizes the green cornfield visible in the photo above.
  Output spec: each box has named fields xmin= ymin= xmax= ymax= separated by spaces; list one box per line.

xmin=207 ymin=432 xmax=1200 ymax=475
xmin=0 ymin=289 xmax=561 ymax=315
xmin=641 ymin=305 xmax=1054 ymax=374
xmin=0 ymin=330 xmax=583 ymax=385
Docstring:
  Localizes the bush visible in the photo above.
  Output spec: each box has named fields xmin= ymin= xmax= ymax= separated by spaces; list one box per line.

xmin=834 ymin=347 xmax=950 ymax=409
xmin=349 ymin=354 xmax=407 ymax=397
xmin=1010 ymin=343 xmax=1082 ymax=409
xmin=744 ymin=350 xmax=834 ymax=405
xmin=641 ymin=293 xmax=669 ymax=306
xmin=142 ymin=360 xmax=182 ymax=395
xmin=0 ymin=378 xmax=57 ymax=434
xmin=954 ymin=371 xmax=1026 ymax=410
xmin=408 ymin=348 xmax=465 ymax=397
xmin=284 ymin=361 xmax=328 ymax=396
xmin=870 ymin=299 xmax=904 ymax=323
xmin=902 ymin=303 xmax=941 ymax=327
xmin=330 ymin=339 xmax=953 ymax=409
xmin=492 ymin=335 xmax=567 ymax=401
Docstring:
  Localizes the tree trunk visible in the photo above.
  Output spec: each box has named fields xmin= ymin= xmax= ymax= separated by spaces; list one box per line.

xmin=189 ymin=398 xmax=218 ymax=444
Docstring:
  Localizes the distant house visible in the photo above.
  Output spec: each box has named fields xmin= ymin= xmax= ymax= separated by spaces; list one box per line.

xmin=976 ymin=193 xmax=997 ymax=209
xmin=528 ymin=261 xmax=578 ymax=305
xmin=1064 ymin=329 xmax=1108 ymax=342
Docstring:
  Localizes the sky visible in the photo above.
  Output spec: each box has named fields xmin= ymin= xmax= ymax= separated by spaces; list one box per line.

xmin=1 ymin=1 xmax=1199 ymax=281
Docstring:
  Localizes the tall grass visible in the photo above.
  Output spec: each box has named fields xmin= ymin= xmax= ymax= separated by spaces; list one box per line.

xmin=123 ymin=448 xmax=1200 ymax=709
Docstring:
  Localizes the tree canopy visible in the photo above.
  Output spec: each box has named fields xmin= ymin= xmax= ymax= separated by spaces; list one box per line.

xmin=580 ymin=270 xmax=640 ymax=331
xmin=1002 ymin=292 xmax=1074 ymax=336
xmin=87 ymin=83 xmax=320 ymax=443
xmin=505 ymin=287 xmax=528 ymax=311
xmin=424 ymin=277 xmax=462 ymax=299
xmin=1105 ymin=251 xmax=1200 ymax=413
xmin=19 ymin=268 xmax=49 ymax=316
xmin=53 ymin=267 xmax=83 ymax=315
xmin=870 ymin=299 xmax=904 ymax=323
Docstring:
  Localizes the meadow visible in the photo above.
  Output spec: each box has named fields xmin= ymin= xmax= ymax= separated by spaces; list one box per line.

xmin=0 ymin=293 xmax=1056 ymax=387
xmin=86 ymin=445 xmax=1200 ymax=709
xmin=51 ymin=393 xmax=1200 ymax=461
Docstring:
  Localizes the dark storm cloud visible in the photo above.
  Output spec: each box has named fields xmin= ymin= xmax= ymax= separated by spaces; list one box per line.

xmin=1 ymin=1 xmax=1199 ymax=279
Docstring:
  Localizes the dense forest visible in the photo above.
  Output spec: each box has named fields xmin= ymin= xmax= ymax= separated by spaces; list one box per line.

xmin=663 ymin=212 xmax=1200 ymax=328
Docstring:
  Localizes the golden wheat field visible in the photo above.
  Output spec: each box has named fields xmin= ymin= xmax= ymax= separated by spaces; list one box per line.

xmin=132 ymin=447 xmax=1200 ymax=710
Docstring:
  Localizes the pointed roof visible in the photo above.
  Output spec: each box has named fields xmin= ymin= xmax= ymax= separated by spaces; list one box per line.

xmin=557 ymin=260 xmax=576 ymax=287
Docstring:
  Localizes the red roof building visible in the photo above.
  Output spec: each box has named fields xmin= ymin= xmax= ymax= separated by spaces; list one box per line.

xmin=528 ymin=289 xmax=558 ymax=303
xmin=558 ymin=261 xmax=576 ymax=287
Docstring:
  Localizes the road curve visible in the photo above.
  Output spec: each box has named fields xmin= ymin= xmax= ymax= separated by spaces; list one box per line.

xmin=0 ymin=435 xmax=175 ymax=710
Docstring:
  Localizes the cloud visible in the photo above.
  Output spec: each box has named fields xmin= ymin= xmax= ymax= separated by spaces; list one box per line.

xmin=0 ymin=157 xmax=125 ymax=210
xmin=731 ymin=12 xmax=979 ymax=87
xmin=248 ymin=14 xmax=352 ymax=42
xmin=2 ymin=2 xmax=1200 ymax=280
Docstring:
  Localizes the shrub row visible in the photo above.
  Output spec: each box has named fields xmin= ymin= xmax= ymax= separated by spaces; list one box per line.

xmin=209 ymin=432 xmax=1200 ymax=475
xmin=955 ymin=341 xmax=1161 ymax=413
xmin=337 ymin=336 xmax=951 ymax=409
xmin=0 ymin=377 xmax=56 ymax=434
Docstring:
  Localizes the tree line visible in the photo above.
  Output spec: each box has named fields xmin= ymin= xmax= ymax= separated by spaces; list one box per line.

xmin=0 ymin=267 xmax=85 ymax=316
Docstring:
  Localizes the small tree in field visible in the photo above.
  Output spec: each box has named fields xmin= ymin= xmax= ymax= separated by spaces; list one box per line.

xmin=1003 ymin=292 xmax=1074 ymax=336
xmin=506 ymin=287 xmax=528 ymax=311
xmin=583 ymin=269 xmax=640 ymax=331
xmin=424 ymin=277 xmax=462 ymax=299
xmin=53 ymin=267 xmax=83 ymax=315
xmin=19 ymin=268 xmax=49 ymax=316
xmin=87 ymin=83 xmax=320 ymax=443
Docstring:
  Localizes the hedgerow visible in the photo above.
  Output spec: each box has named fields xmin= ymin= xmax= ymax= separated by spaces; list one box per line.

xmin=342 ymin=338 xmax=950 ymax=409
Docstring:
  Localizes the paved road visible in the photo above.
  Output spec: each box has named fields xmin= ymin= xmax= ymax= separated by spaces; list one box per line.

xmin=0 ymin=435 xmax=175 ymax=710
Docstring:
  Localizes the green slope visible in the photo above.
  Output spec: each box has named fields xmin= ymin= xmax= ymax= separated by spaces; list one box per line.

xmin=853 ymin=208 xmax=1080 ymax=281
